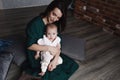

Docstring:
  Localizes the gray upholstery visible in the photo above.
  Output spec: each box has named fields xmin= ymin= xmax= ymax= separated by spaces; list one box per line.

xmin=0 ymin=51 xmax=14 ymax=80
xmin=3 ymin=35 xmax=26 ymax=66
xmin=0 ymin=34 xmax=86 ymax=69
xmin=61 ymin=35 xmax=86 ymax=61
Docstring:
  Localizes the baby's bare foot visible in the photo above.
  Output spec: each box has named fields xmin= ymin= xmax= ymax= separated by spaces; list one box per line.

xmin=38 ymin=72 xmax=45 ymax=76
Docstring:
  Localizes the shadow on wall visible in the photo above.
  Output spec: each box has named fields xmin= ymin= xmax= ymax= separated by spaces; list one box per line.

xmin=0 ymin=0 xmax=51 ymax=9
xmin=0 ymin=0 xmax=48 ymax=37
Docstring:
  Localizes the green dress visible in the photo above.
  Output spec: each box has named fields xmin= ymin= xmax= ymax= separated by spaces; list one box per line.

xmin=23 ymin=16 xmax=79 ymax=80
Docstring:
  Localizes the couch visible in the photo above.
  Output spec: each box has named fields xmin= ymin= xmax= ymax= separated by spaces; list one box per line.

xmin=0 ymin=34 xmax=85 ymax=80
xmin=0 ymin=35 xmax=26 ymax=80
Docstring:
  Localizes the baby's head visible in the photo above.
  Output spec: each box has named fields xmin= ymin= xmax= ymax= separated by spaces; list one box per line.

xmin=45 ymin=24 xmax=58 ymax=41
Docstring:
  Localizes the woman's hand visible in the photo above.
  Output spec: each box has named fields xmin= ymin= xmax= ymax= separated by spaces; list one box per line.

xmin=48 ymin=46 xmax=61 ymax=56
xmin=48 ymin=58 xmax=58 ymax=71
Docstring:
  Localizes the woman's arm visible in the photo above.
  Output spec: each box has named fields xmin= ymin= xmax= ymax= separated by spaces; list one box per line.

xmin=48 ymin=50 xmax=61 ymax=71
xmin=56 ymin=43 xmax=61 ymax=49
xmin=28 ymin=44 xmax=60 ymax=56
xmin=53 ymin=43 xmax=61 ymax=62
xmin=28 ymin=44 xmax=48 ymax=51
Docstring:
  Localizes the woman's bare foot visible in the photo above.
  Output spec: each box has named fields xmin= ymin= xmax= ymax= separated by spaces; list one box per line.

xmin=38 ymin=72 xmax=45 ymax=76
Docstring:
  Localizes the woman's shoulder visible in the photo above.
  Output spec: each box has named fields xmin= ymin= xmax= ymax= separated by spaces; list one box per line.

xmin=26 ymin=16 xmax=45 ymax=29
xmin=29 ymin=16 xmax=42 ymax=24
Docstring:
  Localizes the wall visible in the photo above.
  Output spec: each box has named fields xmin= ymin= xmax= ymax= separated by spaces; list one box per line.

xmin=0 ymin=0 xmax=52 ymax=9
xmin=0 ymin=0 xmax=3 ymax=9
xmin=0 ymin=6 xmax=47 ymax=37
xmin=74 ymin=0 xmax=120 ymax=36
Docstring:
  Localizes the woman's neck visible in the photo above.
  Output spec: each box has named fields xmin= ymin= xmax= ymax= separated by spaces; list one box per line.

xmin=43 ymin=17 xmax=48 ymax=25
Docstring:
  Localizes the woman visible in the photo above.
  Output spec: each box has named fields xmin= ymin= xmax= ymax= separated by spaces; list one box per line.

xmin=20 ymin=1 xmax=79 ymax=80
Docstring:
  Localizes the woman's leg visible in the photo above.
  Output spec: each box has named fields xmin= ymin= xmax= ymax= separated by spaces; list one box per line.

xmin=18 ymin=72 xmax=33 ymax=80
xmin=42 ymin=53 xmax=79 ymax=80
xmin=19 ymin=72 xmax=42 ymax=80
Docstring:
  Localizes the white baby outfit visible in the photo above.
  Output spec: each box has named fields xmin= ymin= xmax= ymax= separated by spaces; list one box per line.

xmin=37 ymin=35 xmax=63 ymax=73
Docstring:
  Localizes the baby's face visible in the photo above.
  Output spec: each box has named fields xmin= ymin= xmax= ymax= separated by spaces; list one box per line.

xmin=46 ymin=28 xmax=57 ymax=41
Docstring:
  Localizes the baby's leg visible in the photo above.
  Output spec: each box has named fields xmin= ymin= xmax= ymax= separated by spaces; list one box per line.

xmin=39 ymin=62 xmax=48 ymax=76
xmin=41 ymin=62 xmax=48 ymax=73
xmin=40 ymin=52 xmax=53 ymax=76
xmin=39 ymin=72 xmax=45 ymax=76
xmin=57 ymin=56 xmax=63 ymax=65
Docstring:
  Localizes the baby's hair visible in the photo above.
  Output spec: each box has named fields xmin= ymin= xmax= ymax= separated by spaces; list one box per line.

xmin=45 ymin=24 xmax=58 ymax=33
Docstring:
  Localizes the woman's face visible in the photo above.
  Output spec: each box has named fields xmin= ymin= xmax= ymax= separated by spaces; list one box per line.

xmin=47 ymin=8 xmax=63 ymax=24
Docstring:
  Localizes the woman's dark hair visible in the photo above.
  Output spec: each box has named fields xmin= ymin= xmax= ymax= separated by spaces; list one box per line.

xmin=40 ymin=1 xmax=67 ymax=32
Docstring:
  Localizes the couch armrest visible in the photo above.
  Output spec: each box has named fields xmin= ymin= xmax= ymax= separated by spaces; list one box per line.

xmin=0 ymin=51 xmax=14 ymax=80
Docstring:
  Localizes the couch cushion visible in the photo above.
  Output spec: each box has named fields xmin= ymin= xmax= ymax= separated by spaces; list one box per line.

xmin=61 ymin=34 xmax=86 ymax=61
xmin=2 ymin=35 xmax=26 ymax=66
xmin=0 ymin=51 xmax=14 ymax=80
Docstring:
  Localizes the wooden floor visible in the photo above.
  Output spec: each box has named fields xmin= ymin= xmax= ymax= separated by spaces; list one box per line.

xmin=2 ymin=7 xmax=120 ymax=80
xmin=65 ymin=11 xmax=120 ymax=80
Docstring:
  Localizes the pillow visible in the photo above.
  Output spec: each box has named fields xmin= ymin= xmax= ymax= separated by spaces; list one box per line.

xmin=0 ymin=51 xmax=14 ymax=80
xmin=0 ymin=39 xmax=12 ymax=51
xmin=61 ymin=34 xmax=86 ymax=61
xmin=2 ymin=35 xmax=26 ymax=66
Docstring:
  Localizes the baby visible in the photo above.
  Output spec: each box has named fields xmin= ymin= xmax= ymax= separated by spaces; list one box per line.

xmin=35 ymin=24 xmax=63 ymax=76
